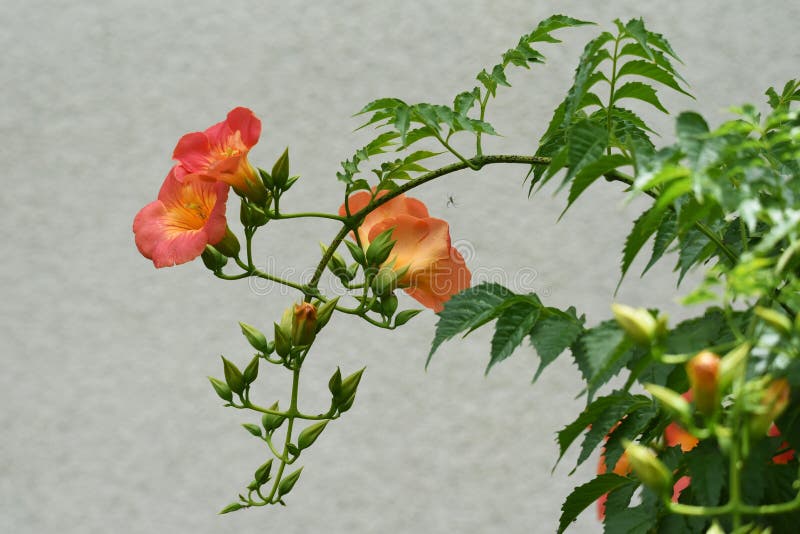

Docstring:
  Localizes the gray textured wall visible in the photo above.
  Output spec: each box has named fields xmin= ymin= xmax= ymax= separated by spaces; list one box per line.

xmin=2 ymin=1 xmax=798 ymax=533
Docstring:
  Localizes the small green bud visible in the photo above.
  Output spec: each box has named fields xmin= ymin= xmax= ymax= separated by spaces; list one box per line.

xmin=239 ymin=322 xmax=269 ymax=352
xmin=221 ymin=356 xmax=245 ymax=395
xmin=371 ymin=266 xmax=399 ymax=296
xmin=297 ymin=421 xmax=329 ymax=450
xmin=258 ymin=167 xmax=274 ymax=189
xmin=381 ymin=294 xmax=399 ymax=317
xmin=274 ymin=322 xmax=291 ymax=358
xmin=201 ymin=245 xmax=228 ymax=271
xmin=344 ymin=240 xmax=366 ymax=265
xmin=315 ymin=298 xmax=339 ymax=332
xmin=335 ymin=368 xmax=365 ymax=413
xmin=755 ymin=306 xmax=793 ymax=335
xmin=214 ymin=227 xmax=241 ymax=258
xmin=706 ymin=521 xmax=725 ymax=534
xmin=271 ymin=148 xmax=290 ymax=190
xmin=219 ymin=502 xmax=244 ymax=514
xmin=394 ymin=309 xmax=422 ymax=327
xmin=208 ymin=376 xmax=232 ymax=402
xmin=644 ymin=383 xmax=692 ymax=423
xmin=366 ymin=228 xmax=396 ymax=266
xmin=243 ymin=355 xmax=259 ymax=384
xmin=622 ymin=440 xmax=673 ymax=497
xmin=277 ymin=467 xmax=303 ymax=498
xmin=719 ymin=343 xmax=751 ymax=391
xmin=328 ymin=367 xmax=342 ymax=396
xmin=748 ymin=378 xmax=791 ymax=438
xmin=254 ymin=459 xmax=273 ymax=485
xmin=261 ymin=402 xmax=285 ymax=432
xmin=611 ymin=303 xmax=658 ymax=346
xmin=240 ymin=201 xmax=269 ymax=227
xmin=242 ymin=423 xmax=262 ymax=437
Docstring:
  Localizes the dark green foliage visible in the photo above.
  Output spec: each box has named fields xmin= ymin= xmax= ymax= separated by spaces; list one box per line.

xmin=558 ymin=473 xmax=635 ymax=533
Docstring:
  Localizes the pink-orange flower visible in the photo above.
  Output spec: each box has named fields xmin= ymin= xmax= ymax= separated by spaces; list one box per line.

xmin=172 ymin=107 xmax=267 ymax=203
xmin=339 ymin=190 xmax=471 ymax=312
xmin=133 ymin=167 xmax=229 ymax=268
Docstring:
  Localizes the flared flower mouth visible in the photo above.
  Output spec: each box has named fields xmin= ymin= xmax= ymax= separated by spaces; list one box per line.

xmin=340 ymin=190 xmax=471 ymax=312
xmin=133 ymin=167 xmax=229 ymax=268
xmin=172 ymin=107 xmax=266 ymax=202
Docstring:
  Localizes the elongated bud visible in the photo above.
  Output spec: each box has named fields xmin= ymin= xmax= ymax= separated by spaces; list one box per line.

xmin=238 ymin=172 xmax=270 ymax=205
xmin=320 ymin=243 xmax=349 ymax=279
xmin=611 ymin=303 xmax=658 ymax=346
xmin=687 ymin=351 xmax=721 ymax=417
xmin=371 ymin=266 xmax=400 ymax=296
xmin=719 ymin=343 xmax=750 ymax=392
xmin=271 ymin=148 xmax=290 ymax=190
xmin=366 ymin=228 xmax=396 ymax=266
xmin=622 ymin=440 xmax=673 ymax=497
xmin=274 ymin=321 xmax=291 ymax=358
xmin=315 ymin=298 xmax=338 ymax=332
xmin=201 ymin=245 xmax=228 ymax=271
xmin=749 ymin=378 xmax=791 ymax=437
xmin=213 ymin=227 xmax=240 ymax=258
xmin=644 ymin=383 xmax=692 ymax=423
xmin=292 ymin=302 xmax=317 ymax=346
xmin=755 ymin=306 xmax=793 ymax=335
xmin=240 ymin=201 xmax=269 ymax=227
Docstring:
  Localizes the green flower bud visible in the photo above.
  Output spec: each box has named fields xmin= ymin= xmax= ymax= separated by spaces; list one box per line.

xmin=749 ymin=378 xmax=791 ymax=438
xmin=644 ymin=383 xmax=692 ymax=423
xmin=274 ymin=321 xmax=291 ymax=358
xmin=366 ymin=228 xmax=396 ymax=266
xmin=201 ymin=245 xmax=228 ymax=271
xmin=315 ymin=298 xmax=339 ymax=332
xmin=755 ymin=306 xmax=793 ymax=335
xmin=719 ymin=343 xmax=750 ymax=392
xmin=611 ymin=303 xmax=658 ymax=346
xmin=213 ymin=227 xmax=240 ymax=258
xmin=622 ymin=440 xmax=673 ymax=497
xmin=271 ymin=148 xmax=290 ymax=190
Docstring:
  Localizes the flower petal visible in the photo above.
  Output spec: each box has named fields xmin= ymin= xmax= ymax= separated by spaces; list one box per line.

xmin=172 ymin=132 xmax=212 ymax=174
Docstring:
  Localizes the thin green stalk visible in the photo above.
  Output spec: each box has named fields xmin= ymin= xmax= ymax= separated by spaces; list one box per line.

xmin=476 ymin=91 xmax=491 ymax=156
xmin=695 ymin=221 xmax=738 ymax=264
xmin=272 ymin=211 xmax=346 ymax=222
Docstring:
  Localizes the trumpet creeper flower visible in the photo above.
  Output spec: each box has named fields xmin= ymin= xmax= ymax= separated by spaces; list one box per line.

xmin=133 ymin=168 xmax=229 ymax=268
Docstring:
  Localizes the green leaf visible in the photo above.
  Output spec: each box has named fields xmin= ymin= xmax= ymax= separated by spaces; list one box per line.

xmin=427 ymin=282 xmax=515 ymax=367
xmin=571 ymin=320 xmax=626 ymax=387
xmin=677 ymin=226 xmax=712 ymax=284
xmin=642 ymin=209 xmax=677 ymax=275
xmin=565 ymin=154 xmax=629 ymax=213
xmin=242 ymin=423 xmax=262 ymax=437
xmin=528 ymin=14 xmax=595 ymax=43
xmin=617 ymin=60 xmax=692 ymax=97
xmin=623 ymin=18 xmax=654 ymax=60
xmin=620 ymin=205 xmax=662 ymax=283
xmin=577 ymin=394 xmax=650 ymax=468
xmin=529 ymin=308 xmax=584 ymax=381
xmin=603 ymin=403 xmax=659 ymax=473
xmin=563 ymin=32 xmax=614 ymax=126
xmin=558 ymin=473 xmax=635 ymax=533
xmin=557 ymin=391 xmax=634 ymax=462
xmin=664 ymin=309 xmax=725 ymax=356
xmin=297 ymin=421 xmax=328 ymax=450
xmin=684 ymin=440 xmax=725 ymax=505
xmin=488 ymin=300 xmax=541 ymax=373
xmin=613 ymin=81 xmax=669 ymax=113
xmin=565 ymin=119 xmax=609 ymax=183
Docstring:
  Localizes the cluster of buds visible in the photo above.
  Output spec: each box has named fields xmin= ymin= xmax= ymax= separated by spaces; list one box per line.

xmin=273 ymin=300 xmax=337 ymax=361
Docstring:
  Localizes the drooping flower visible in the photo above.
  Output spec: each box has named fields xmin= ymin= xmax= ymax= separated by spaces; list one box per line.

xmin=172 ymin=107 xmax=268 ymax=203
xmin=133 ymin=167 xmax=229 ymax=268
xmin=339 ymin=190 xmax=470 ymax=312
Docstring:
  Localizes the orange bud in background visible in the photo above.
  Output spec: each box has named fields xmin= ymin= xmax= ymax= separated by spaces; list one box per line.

xmin=686 ymin=351 xmax=721 ymax=417
xmin=292 ymin=302 xmax=318 ymax=346
xmin=749 ymin=378 xmax=791 ymax=438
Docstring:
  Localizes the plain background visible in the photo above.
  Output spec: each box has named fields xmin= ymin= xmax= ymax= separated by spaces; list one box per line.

xmin=2 ymin=1 xmax=799 ymax=532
